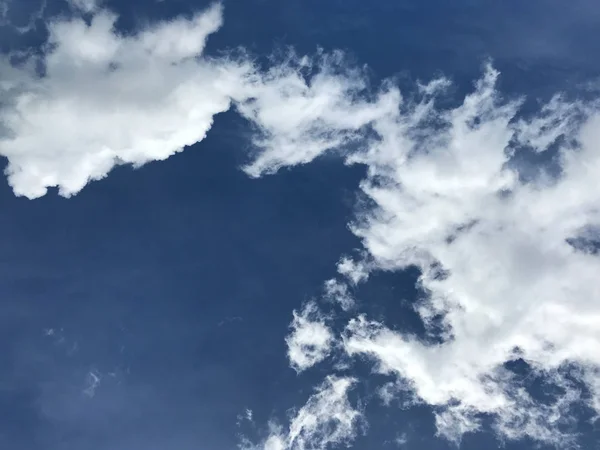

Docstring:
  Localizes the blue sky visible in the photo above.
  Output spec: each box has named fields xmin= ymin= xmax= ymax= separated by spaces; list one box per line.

xmin=1 ymin=1 xmax=600 ymax=449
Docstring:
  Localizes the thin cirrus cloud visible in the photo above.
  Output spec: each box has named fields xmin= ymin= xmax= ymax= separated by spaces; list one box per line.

xmin=2 ymin=2 xmax=600 ymax=450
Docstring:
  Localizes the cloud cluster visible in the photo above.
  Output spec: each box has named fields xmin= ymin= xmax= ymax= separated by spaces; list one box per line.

xmin=337 ymin=68 xmax=600 ymax=443
xmin=0 ymin=3 xmax=394 ymax=199
xmin=243 ymin=48 xmax=600 ymax=446
xmin=271 ymin=65 xmax=600 ymax=444
xmin=2 ymin=2 xmax=600 ymax=448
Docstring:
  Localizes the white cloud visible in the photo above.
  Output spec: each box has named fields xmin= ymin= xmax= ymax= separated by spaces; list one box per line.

xmin=0 ymin=4 xmax=397 ymax=199
xmin=285 ymin=301 xmax=333 ymax=373
xmin=243 ymin=60 xmax=600 ymax=444
xmin=336 ymin=255 xmax=370 ymax=285
xmin=236 ymin=50 xmax=399 ymax=179
xmin=285 ymin=377 xmax=362 ymax=450
xmin=0 ymin=3 xmax=249 ymax=198
xmin=327 ymin=68 xmax=600 ymax=443
xmin=248 ymin=376 xmax=362 ymax=450
xmin=2 ymin=3 xmax=600 ymax=447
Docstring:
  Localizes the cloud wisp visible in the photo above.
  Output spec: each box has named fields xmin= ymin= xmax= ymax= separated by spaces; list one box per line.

xmin=243 ymin=377 xmax=362 ymax=450
xmin=286 ymin=301 xmax=334 ymax=373
xmin=2 ymin=3 xmax=600 ymax=449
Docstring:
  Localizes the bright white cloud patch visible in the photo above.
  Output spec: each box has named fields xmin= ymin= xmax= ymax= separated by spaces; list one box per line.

xmin=0 ymin=3 xmax=247 ymax=198
xmin=246 ymin=376 xmax=362 ymax=450
xmin=286 ymin=301 xmax=333 ymax=373
xmin=0 ymin=4 xmax=397 ymax=199
xmin=336 ymin=68 xmax=600 ymax=444
xmin=258 ymin=65 xmax=600 ymax=444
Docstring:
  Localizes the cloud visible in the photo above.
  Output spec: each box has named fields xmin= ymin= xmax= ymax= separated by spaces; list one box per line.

xmin=334 ymin=66 xmax=600 ymax=444
xmin=0 ymin=4 xmax=396 ymax=199
xmin=246 ymin=376 xmax=362 ymax=450
xmin=236 ymin=50 xmax=399 ymax=178
xmin=2 ymin=2 xmax=600 ymax=447
xmin=394 ymin=432 xmax=408 ymax=447
xmin=242 ymin=59 xmax=600 ymax=444
xmin=285 ymin=301 xmax=333 ymax=373
xmin=336 ymin=256 xmax=370 ymax=285
xmin=323 ymin=279 xmax=354 ymax=311
xmin=0 ymin=2 xmax=248 ymax=198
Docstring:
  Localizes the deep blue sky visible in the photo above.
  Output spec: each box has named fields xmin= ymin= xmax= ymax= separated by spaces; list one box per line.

xmin=1 ymin=1 xmax=600 ymax=449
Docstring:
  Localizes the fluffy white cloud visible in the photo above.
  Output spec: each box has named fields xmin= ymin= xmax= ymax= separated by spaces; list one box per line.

xmin=242 ymin=60 xmax=600 ymax=444
xmin=335 ymin=67 xmax=600 ymax=443
xmin=0 ymin=4 xmax=395 ymax=199
xmin=2 ymin=2 xmax=600 ymax=447
xmin=0 ymin=3 xmax=250 ymax=198
xmin=246 ymin=376 xmax=362 ymax=450
xmin=285 ymin=301 xmax=333 ymax=373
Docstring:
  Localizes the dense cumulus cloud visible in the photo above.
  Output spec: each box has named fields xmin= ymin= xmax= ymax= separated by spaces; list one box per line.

xmin=0 ymin=2 xmax=245 ymax=198
xmin=275 ymin=66 xmax=600 ymax=446
xmin=1 ymin=2 xmax=600 ymax=449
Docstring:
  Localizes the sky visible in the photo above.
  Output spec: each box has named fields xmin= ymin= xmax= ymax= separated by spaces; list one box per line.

xmin=1 ymin=0 xmax=600 ymax=449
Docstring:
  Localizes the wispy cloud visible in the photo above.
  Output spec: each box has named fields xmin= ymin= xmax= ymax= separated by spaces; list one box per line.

xmin=285 ymin=301 xmax=333 ymax=373
xmin=83 ymin=370 xmax=101 ymax=398
xmin=243 ymin=376 xmax=362 ymax=450
xmin=0 ymin=3 xmax=395 ymax=199
xmin=323 ymin=279 xmax=354 ymax=311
